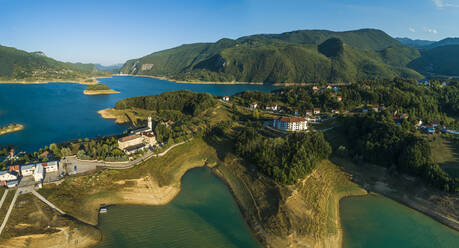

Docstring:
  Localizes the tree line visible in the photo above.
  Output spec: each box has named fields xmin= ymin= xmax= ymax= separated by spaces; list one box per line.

xmin=341 ymin=115 xmax=457 ymax=193
xmin=234 ymin=127 xmax=331 ymax=184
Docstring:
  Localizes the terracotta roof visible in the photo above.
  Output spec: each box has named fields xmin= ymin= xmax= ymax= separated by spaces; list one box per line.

xmin=276 ymin=117 xmax=306 ymax=123
xmin=119 ymin=134 xmax=142 ymax=142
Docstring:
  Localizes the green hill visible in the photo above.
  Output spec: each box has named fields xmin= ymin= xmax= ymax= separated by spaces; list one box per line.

xmin=121 ymin=29 xmax=422 ymax=84
xmin=408 ymin=45 xmax=459 ymax=77
xmin=0 ymin=44 xmax=104 ymax=82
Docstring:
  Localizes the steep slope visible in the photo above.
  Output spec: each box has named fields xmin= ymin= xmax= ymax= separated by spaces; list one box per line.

xmin=121 ymin=29 xmax=422 ymax=84
xmin=408 ymin=45 xmax=459 ymax=76
xmin=0 ymin=45 xmax=103 ymax=82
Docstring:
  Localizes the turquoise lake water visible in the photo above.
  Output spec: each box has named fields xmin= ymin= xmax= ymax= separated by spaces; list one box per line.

xmin=94 ymin=167 xmax=261 ymax=248
xmin=340 ymin=195 xmax=459 ymax=248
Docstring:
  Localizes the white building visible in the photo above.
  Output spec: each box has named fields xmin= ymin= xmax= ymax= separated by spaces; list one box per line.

xmin=34 ymin=164 xmax=44 ymax=182
xmin=148 ymin=116 xmax=152 ymax=130
xmin=21 ymin=164 xmax=36 ymax=176
xmin=222 ymin=96 xmax=230 ymax=102
xmin=273 ymin=117 xmax=308 ymax=131
xmin=6 ymin=180 xmax=18 ymax=188
xmin=250 ymin=102 xmax=258 ymax=110
xmin=42 ymin=161 xmax=59 ymax=172
xmin=313 ymin=108 xmax=321 ymax=115
xmin=0 ymin=170 xmax=18 ymax=182
xmin=266 ymin=104 xmax=278 ymax=111
xmin=118 ymin=134 xmax=144 ymax=150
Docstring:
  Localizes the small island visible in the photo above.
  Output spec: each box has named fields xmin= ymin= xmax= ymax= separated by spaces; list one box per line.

xmin=83 ymin=84 xmax=120 ymax=95
xmin=0 ymin=123 xmax=24 ymax=136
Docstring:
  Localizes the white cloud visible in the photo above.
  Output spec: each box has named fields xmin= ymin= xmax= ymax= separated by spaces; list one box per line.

xmin=424 ymin=27 xmax=438 ymax=34
xmin=409 ymin=27 xmax=416 ymax=33
xmin=433 ymin=0 xmax=459 ymax=8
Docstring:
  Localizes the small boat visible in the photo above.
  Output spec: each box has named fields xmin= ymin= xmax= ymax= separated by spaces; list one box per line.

xmin=99 ymin=207 xmax=108 ymax=213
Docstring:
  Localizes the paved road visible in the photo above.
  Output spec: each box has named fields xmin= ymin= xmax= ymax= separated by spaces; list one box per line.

xmin=62 ymin=140 xmax=189 ymax=173
xmin=0 ymin=189 xmax=18 ymax=236
xmin=0 ymin=190 xmax=8 ymax=210
xmin=31 ymin=190 xmax=65 ymax=215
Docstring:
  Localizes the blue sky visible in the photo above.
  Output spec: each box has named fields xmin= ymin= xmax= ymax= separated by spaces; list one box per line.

xmin=1 ymin=0 xmax=458 ymax=65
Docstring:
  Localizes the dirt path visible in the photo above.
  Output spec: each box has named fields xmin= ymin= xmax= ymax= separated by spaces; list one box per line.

xmin=31 ymin=190 xmax=65 ymax=215
xmin=0 ymin=190 xmax=18 ymax=236
xmin=0 ymin=190 xmax=8 ymax=210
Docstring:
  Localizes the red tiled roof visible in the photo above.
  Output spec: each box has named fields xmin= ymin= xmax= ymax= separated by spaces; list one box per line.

xmin=276 ymin=117 xmax=306 ymax=123
xmin=142 ymin=132 xmax=155 ymax=137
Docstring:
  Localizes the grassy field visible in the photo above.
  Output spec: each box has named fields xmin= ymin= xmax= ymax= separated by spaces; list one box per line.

xmin=0 ymin=193 xmax=100 ymax=247
xmin=430 ymin=135 xmax=459 ymax=178
xmin=0 ymin=190 xmax=16 ymax=224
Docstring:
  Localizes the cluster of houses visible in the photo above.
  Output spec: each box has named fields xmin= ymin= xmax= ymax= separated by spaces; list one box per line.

xmin=418 ymin=120 xmax=444 ymax=134
xmin=417 ymin=80 xmax=447 ymax=87
xmin=0 ymin=161 xmax=59 ymax=188
xmin=118 ymin=116 xmax=157 ymax=155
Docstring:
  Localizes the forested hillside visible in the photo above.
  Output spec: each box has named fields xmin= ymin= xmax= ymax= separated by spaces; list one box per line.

xmin=408 ymin=45 xmax=459 ymax=77
xmin=121 ymin=29 xmax=423 ymax=84
xmin=0 ymin=45 xmax=104 ymax=82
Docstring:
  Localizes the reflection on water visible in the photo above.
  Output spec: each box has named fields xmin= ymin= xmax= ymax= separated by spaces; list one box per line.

xmin=95 ymin=167 xmax=261 ymax=248
xmin=340 ymin=195 xmax=459 ymax=248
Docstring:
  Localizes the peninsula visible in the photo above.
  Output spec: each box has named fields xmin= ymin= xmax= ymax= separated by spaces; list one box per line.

xmin=83 ymin=84 xmax=119 ymax=95
xmin=0 ymin=82 xmax=457 ymax=248
xmin=0 ymin=123 xmax=24 ymax=136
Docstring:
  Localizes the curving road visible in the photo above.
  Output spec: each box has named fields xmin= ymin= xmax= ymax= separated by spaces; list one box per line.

xmin=61 ymin=140 xmax=189 ymax=174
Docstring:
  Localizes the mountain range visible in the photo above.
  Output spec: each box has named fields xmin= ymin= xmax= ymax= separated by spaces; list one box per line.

xmin=121 ymin=29 xmax=425 ymax=84
xmin=397 ymin=37 xmax=459 ymax=77
xmin=3 ymin=29 xmax=459 ymax=84
xmin=0 ymin=45 xmax=105 ymax=82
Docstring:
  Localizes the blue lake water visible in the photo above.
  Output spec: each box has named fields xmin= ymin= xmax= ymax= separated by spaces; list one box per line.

xmin=0 ymin=76 xmax=278 ymax=152
xmin=1 ymin=76 xmax=457 ymax=247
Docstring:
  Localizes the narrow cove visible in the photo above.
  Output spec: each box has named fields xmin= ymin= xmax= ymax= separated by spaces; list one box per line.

xmin=94 ymin=167 xmax=261 ymax=248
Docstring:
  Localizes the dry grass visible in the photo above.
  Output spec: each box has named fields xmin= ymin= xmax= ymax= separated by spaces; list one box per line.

xmin=215 ymin=153 xmax=365 ymax=248
xmin=430 ymin=136 xmax=459 ymax=177
xmin=0 ymin=193 xmax=100 ymax=247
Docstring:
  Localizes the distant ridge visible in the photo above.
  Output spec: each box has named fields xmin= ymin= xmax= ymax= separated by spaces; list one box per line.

xmin=0 ymin=44 xmax=104 ymax=82
xmin=121 ymin=29 xmax=422 ymax=84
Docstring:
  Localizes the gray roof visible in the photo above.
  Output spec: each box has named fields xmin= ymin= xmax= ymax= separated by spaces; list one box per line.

xmin=21 ymin=164 xmax=35 ymax=170
xmin=133 ymin=127 xmax=151 ymax=133
xmin=124 ymin=143 xmax=147 ymax=152
xmin=6 ymin=180 xmax=18 ymax=185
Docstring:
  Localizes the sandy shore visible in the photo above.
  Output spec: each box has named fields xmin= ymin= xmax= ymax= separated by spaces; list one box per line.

xmin=127 ymin=74 xmax=265 ymax=85
xmin=0 ymin=76 xmax=113 ymax=85
xmin=0 ymin=124 xmax=24 ymax=136
xmin=125 ymin=74 xmax=353 ymax=86
xmin=97 ymin=108 xmax=128 ymax=124
xmin=83 ymin=89 xmax=120 ymax=95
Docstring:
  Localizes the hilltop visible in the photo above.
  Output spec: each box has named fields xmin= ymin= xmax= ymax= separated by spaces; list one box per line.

xmin=0 ymin=44 xmax=106 ymax=83
xmin=121 ymin=29 xmax=423 ymax=84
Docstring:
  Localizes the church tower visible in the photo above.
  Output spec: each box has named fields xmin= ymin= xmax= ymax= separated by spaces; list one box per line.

xmin=148 ymin=116 xmax=152 ymax=130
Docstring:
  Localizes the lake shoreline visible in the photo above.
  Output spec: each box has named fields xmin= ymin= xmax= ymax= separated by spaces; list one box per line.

xmin=0 ymin=123 xmax=24 ymax=136
xmin=0 ymin=76 xmax=113 ymax=85
xmin=126 ymin=74 xmax=353 ymax=86
xmin=332 ymin=157 xmax=459 ymax=233
xmin=84 ymin=89 xmax=120 ymax=95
